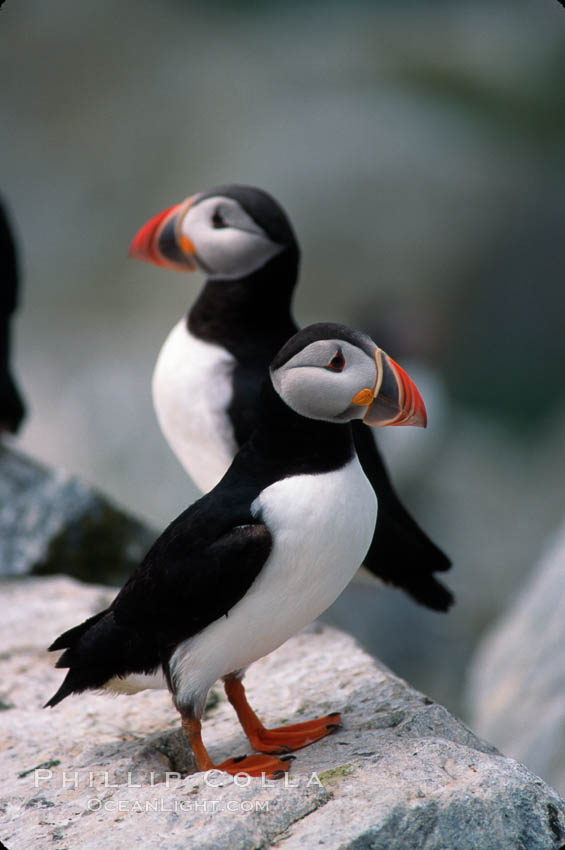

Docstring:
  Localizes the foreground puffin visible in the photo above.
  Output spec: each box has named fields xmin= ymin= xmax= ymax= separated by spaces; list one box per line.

xmin=0 ymin=200 xmax=26 ymax=434
xmin=130 ymin=185 xmax=452 ymax=610
xmin=47 ymin=323 xmax=427 ymax=777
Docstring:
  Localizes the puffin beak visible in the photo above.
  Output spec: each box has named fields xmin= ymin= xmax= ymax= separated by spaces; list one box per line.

xmin=129 ymin=196 xmax=198 ymax=272
xmin=352 ymin=349 xmax=427 ymax=428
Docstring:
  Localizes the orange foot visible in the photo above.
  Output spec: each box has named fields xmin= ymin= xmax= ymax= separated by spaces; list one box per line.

xmin=223 ymin=678 xmax=343 ymax=755
xmin=246 ymin=712 xmax=342 ymax=754
xmin=181 ymin=715 xmax=296 ymax=779
xmin=215 ymin=753 xmax=295 ymax=778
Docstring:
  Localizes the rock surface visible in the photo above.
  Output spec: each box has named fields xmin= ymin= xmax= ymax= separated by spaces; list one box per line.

xmin=2 ymin=576 xmax=565 ymax=850
xmin=0 ymin=446 xmax=156 ymax=583
xmin=467 ymin=519 xmax=565 ymax=797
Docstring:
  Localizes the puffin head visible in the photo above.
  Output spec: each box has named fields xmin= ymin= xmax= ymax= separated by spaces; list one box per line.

xmin=129 ymin=184 xmax=298 ymax=279
xmin=270 ymin=323 xmax=427 ymax=428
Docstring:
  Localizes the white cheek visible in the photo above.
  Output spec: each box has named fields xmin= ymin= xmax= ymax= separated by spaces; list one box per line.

xmin=273 ymin=350 xmax=378 ymax=423
xmin=276 ymin=369 xmax=355 ymax=421
xmin=182 ymin=219 xmax=281 ymax=277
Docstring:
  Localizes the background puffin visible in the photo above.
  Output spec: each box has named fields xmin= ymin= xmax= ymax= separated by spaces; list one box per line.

xmin=46 ymin=323 xmax=427 ymax=778
xmin=0 ymin=200 xmax=26 ymax=435
xmin=130 ymin=185 xmax=453 ymax=611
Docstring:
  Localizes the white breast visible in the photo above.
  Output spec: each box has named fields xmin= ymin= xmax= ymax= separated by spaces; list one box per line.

xmin=152 ymin=320 xmax=239 ymax=492
xmin=169 ymin=455 xmax=378 ymax=714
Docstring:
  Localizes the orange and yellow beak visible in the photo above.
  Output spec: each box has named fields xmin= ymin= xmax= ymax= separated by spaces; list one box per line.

xmin=352 ymin=349 xmax=427 ymax=428
xmin=129 ymin=196 xmax=198 ymax=272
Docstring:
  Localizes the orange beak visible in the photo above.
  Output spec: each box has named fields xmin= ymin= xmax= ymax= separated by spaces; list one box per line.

xmin=352 ymin=349 xmax=427 ymax=428
xmin=129 ymin=196 xmax=198 ymax=272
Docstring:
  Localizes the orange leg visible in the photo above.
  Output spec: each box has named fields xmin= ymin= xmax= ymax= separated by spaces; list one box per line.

xmin=224 ymin=676 xmax=341 ymax=755
xmin=181 ymin=715 xmax=293 ymax=779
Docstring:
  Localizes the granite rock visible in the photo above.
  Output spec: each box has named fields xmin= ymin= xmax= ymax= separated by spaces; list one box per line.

xmin=1 ymin=576 xmax=565 ymax=850
xmin=467 ymin=519 xmax=565 ymax=797
xmin=0 ymin=446 xmax=156 ymax=584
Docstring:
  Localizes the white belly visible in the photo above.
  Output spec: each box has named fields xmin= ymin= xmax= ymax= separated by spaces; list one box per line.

xmin=169 ymin=455 xmax=378 ymax=714
xmin=152 ymin=320 xmax=238 ymax=492
xmin=102 ymin=670 xmax=167 ymax=694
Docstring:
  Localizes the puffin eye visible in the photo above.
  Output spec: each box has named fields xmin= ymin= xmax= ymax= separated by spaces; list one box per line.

xmin=326 ymin=349 xmax=345 ymax=372
xmin=211 ymin=209 xmax=227 ymax=229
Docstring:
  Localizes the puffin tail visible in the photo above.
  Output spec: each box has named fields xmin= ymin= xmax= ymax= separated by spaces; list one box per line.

xmin=47 ymin=610 xmax=107 ymax=653
xmin=44 ymin=669 xmax=97 ymax=708
xmin=352 ymin=421 xmax=454 ymax=612
xmin=45 ymin=609 xmax=117 ymax=708
xmin=364 ymin=504 xmax=454 ymax=611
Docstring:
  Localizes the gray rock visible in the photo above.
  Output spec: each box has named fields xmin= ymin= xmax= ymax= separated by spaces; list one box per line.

xmin=0 ymin=446 xmax=156 ymax=583
xmin=1 ymin=576 xmax=565 ymax=850
xmin=467 ymin=519 xmax=565 ymax=797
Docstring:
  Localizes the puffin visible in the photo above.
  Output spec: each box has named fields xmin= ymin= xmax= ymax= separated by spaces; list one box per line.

xmin=46 ymin=323 xmax=427 ymax=778
xmin=0 ymin=200 xmax=26 ymax=435
xmin=130 ymin=185 xmax=453 ymax=611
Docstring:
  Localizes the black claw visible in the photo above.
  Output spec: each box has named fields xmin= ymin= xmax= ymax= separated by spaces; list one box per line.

xmin=271 ymin=770 xmax=285 ymax=780
xmin=326 ymin=723 xmax=341 ymax=732
xmin=280 ymin=755 xmax=296 ymax=762
xmin=232 ymin=754 xmax=248 ymax=763
xmin=328 ymin=712 xmax=340 ymax=718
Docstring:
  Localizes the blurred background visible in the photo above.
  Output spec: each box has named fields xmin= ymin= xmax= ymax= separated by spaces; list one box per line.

xmin=2 ymin=0 xmax=564 ymax=734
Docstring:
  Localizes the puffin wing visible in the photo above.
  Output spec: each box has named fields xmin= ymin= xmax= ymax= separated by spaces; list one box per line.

xmin=46 ymin=496 xmax=272 ymax=706
xmin=351 ymin=421 xmax=454 ymax=612
xmin=114 ymin=515 xmax=273 ymax=647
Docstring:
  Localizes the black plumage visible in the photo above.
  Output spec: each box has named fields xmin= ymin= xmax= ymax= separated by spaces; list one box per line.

xmin=0 ymin=199 xmax=26 ymax=434
xmin=183 ymin=187 xmax=453 ymax=610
